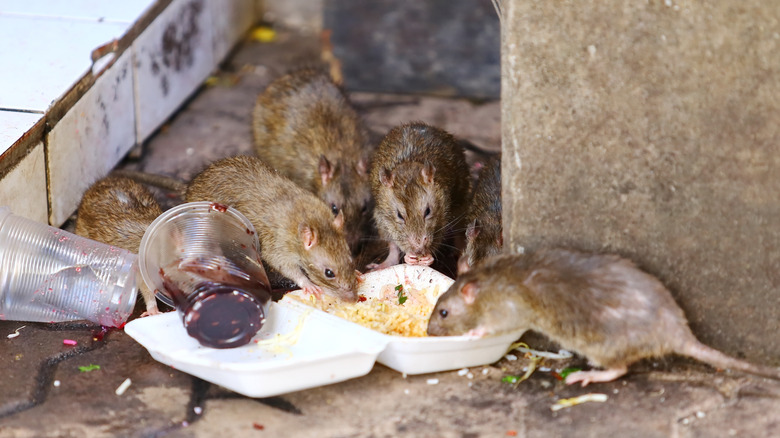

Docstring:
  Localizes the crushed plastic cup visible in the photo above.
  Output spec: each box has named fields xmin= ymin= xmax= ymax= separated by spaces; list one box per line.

xmin=0 ymin=207 xmax=138 ymax=327
xmin=138 ymin=201 xmax=272 ymax=349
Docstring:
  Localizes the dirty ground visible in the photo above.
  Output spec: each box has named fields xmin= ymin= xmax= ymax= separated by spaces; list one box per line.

xmin=1 ymin=28 xmax=779 ymax=438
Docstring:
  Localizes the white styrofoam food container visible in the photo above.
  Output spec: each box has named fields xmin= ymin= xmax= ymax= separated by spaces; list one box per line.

xmin=125 ymin=299 xmax=389 ymax=398
xmin=126 ymin=264 xmax=525 ymax=397
xmin=284 ymin=264 xmax=526 ymax=375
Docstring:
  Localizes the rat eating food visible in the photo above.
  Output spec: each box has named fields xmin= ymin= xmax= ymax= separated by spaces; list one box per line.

xmin=428 ymin=248 xmax=780 ymax=385
xmin=369 ymin=122 xmax=471 ymax=269
xmin=185 ymin=155 xmax=360 ymax=302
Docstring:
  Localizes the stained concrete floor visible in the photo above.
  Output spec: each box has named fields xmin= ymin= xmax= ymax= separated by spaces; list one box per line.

xmin=2 ymin=28 xmax=779 ymax=438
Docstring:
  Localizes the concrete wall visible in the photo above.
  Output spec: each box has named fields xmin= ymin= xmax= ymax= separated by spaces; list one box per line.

xmin=502 ymin=1 xmax=779 ymax=363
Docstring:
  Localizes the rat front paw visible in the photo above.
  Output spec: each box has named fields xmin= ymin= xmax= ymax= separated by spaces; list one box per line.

xmin=404 ymin=253 xmax=434 ymax=266
xmin=302 ymin=284 xmax=324 ymax=299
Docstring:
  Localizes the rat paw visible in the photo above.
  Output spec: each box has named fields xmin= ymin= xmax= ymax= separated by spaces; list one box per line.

xmin=564 ymin=367 xmax=628 ymax=386
xmin=366 ymin=261 xmax=393 ymax=271
xmin=140 ymin=307 xmax=162 ymax=318
xmin=302 ymin=285 xmax=324 ymax=299
xmin=404 ymin=254 xmax=434 ymax=266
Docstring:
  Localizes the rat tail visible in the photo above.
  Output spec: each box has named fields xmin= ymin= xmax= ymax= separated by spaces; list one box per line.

xmin=111 ymin=169 xmax=188 ymax=194
xmin=682 ymin=340 xmax=780 ymax=380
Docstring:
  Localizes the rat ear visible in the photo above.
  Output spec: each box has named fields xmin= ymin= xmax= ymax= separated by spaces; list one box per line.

xmin=466 ymin=219 xmax=480 ymax=240
xmin=319 ymin=155 xmax=335 ymax=186
xmin=333 ymin=210 xmax=344 ymax=230
xmin=299 ymin=224 xmax=318 ymax=250
xmin=356 ymin=157 xmax=368 ymax=176
xmin=379 ymin=167 xmax=395 ymax=187
xmin=460 ymin=281 xmax=480 ymax=305
xmin=421 ymin=161 xmax=435 ymax=185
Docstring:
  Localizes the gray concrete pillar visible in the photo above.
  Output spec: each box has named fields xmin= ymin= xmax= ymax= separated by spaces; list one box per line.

xmin=502 ymin=1 xmax=779 ymax=363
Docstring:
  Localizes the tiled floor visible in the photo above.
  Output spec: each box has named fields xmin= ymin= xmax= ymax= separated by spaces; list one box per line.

xmin=0 ymin=0 xmax=257 ymax=225
xmin=0 ymin=1 xmax=154 ymax=153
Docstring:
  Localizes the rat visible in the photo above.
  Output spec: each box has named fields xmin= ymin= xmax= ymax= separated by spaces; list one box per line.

xmin=184 ymin=155 xmax=359 ymax=302
xmin=74 ymin=175 xmax=163 ymax=316
xmin=252 ymin=68 xmax=374 ymax=254
xmin=369 ymin=122 xmax=471 ymax=269
xmin=428 ymin=248 xmax=780 ymax=386
xmin=457 ymin=156 xmax=503 ymax=275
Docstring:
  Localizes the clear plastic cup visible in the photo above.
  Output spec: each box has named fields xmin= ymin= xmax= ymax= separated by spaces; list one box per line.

xmin=0 ymin=207 xmax=138 ymax=327
xmin=138 ymin=201 xmax=271 ymax=349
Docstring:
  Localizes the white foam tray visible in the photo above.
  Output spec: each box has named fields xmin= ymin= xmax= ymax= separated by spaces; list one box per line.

xmin=126 ymin=265 xmax=525 ymax=398
xmin=284 ymin=264 xmax=526 ymax=375
xmin=125 ymin=299 xmax=388 ymax=398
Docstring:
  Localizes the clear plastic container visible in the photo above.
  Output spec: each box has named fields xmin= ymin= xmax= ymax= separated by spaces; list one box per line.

xmin=138 ymin=201 xmax=272 ymax=349
xmin=0 ymin=207 xmax=138 ymax=327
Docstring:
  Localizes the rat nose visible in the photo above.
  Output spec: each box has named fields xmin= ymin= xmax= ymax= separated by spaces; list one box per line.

xmin=411 ymin=235 xmax=428 ymax=251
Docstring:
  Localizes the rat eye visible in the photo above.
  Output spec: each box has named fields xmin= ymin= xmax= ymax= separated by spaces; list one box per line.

xmin=396 ymin=210 xmax=405 ymax=222
xmin=330 ymin=203 xmax=339 ymax=216
xmin=424 ymin=205 xmax=431 ymax=218
xmin=439 ymin=309 xmax=448 ymax=318
xmin=325 ymin=269 xmax=335 ymax=278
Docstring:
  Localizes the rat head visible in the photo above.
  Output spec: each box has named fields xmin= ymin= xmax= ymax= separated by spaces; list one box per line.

xmin=459 ymin=218 xmax=504 ymax=274
xmin=374 ymin=161 xmax=447 ymax=266
xmin=317 ymin=155 xmax=373 ymax=253
xmin=428 ymin=258 xmax=523 ymax=336
xmin=297 ymin=210 xmax=359 ymax=301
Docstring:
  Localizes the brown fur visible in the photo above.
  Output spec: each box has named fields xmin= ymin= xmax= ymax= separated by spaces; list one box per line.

xmin=185 ymin=155 xmax=358 ymax=301
xmin=429 ymin=248 xmax=780 ymax=383
xmin=252 ymin=68 xmax=373 ymax=253
xmin=458 ymin=156 xmax=503 ymax=274
xmin=74 ymin=176 xmax=163 ymax=314
xmin=369 ymin=122 xmax=471 ymax=268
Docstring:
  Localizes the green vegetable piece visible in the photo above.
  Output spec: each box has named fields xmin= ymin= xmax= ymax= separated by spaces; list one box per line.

xmin=501 ymin=375 xmax=520 ymax=384
xmin=78 ymin=364 xmax=101 ymax=373
xmin=558 ymin=367 xmax=582 ymax=379
xmin=394 ymin=284 xmax=403 ymax=291
xmin=398 ymin=293 xmax=408 ymax=305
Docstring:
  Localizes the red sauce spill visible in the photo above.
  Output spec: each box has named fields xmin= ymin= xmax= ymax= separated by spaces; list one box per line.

xmin=252 ymin=423 xmax=265 ymax=430
xmin=358 ymin=295 xmax=367 ymax=302
xmin=92 ymin=326 xmax=109 ymax=341
xmin=210 ymin=202 xmax=229 ymax=212
xmin=246 ymin=228 xmax=255 ymax=236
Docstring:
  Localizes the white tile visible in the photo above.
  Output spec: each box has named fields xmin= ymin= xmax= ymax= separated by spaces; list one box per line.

xmin=0 ymin=142 xmax=47 ymax=224
xmin=0 ymin=111 xmax=42 ymax=155
xmin=133 ymin=0 xmax=215 ymax=142
xmin=0 ymin=15 xmax=130 ymax=112
xmin=208 ymin=0 xmax=256 ymax=62
xmin=0 ymin=0 xmax=156 ymax=23
xmin=47 ymin=51 xmax=136 ymax=227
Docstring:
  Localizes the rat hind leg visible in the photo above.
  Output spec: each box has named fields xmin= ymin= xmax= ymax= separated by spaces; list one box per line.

xmin=565 ymin=366 xmax=628 ymax=387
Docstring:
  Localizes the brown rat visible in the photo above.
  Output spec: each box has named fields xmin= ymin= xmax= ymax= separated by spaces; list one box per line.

xmin=252 ymin=68 xmax=374 ymax=253
xmin=457 ymin=156 xmax=503 ymax=275
xmin=369 ymin=122 xmax=471 ymax=269
xmin=185 ymin=155 xmax=359 ymax=302
xmin=428 ymin=248 xmax=780 ymax=385
xmin=74 ymin=175 xmax=163 ymax=316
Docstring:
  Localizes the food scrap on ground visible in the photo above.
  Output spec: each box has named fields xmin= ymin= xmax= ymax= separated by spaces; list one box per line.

xmin=78 ymin=364 xmax=101 ymax=373
xmin=63 ymin=339 xmax=78 ymax=346
xmin=553 ymin=367 xmax=582 ymax=381
xmin=7 ymin=325 xmax=26 ymax=338
xmin=115 ymin=378 xmax=132 ymax=395
xmin=550 ymin=393 xmax=609 ymax=411
xmin=250 ymin=26 xmax=276 ymax=43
